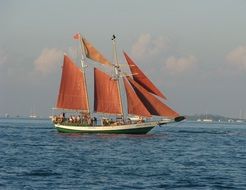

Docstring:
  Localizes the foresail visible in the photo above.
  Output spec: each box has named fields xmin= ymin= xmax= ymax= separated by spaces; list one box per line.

xmin=124 ymin=52 xmax=166 ymax=99
xmin=123 ymin=77 xmax=151 ymax=117
xmin=82 ymin=38 xmax=113 ymax=66
xmin=126 ymin=76 xmax=179 ymax=118
xmin=94 ymin=68 xmax=122 ymax=115
xmin=56 ymin=55 xmax=89 ymax=112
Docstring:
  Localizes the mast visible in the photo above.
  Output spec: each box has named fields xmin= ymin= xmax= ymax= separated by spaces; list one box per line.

xmin=78 ymin=33 xmax=90 ymax=115
xmin=112 ymin=35 xmax=124 ymax=118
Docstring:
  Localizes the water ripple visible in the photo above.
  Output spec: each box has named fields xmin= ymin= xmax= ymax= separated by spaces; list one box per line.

xmin=0 ymin=119 xmax=245 ymax=189
xmin=22 ymin=169 xmax=61 ymax=177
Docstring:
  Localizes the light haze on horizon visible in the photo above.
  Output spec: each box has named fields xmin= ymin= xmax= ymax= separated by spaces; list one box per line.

xmin=1 ymin=0 xmax=246 ymax=118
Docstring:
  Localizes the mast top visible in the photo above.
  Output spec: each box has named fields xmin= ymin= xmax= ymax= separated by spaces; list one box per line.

xmin=112 ymin=34 xmax=116 ymax=40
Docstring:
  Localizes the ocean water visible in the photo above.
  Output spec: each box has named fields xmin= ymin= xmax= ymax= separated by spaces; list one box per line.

xmin=0 ymin=119 xmax=245 ymax=190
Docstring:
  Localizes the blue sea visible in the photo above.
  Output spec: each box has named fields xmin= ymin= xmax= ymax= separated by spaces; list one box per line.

xmin=0 ymin=118 xmax=245 ymax=189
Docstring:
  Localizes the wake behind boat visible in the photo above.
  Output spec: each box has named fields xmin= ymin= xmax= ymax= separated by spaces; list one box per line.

xmin=51 ymin=34 xmax=185 ymax=134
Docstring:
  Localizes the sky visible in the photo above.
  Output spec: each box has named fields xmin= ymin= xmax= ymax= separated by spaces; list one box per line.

xmin=1 ymin=0 xmax=246 ymax=118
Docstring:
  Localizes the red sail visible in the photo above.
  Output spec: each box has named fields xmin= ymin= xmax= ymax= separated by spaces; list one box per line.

xmin=123 ymin=77 xmax=151 ymax=117
xmin=82 ymin=38 xmax=113 ymax=66
xmin=126 ymin=76 xmax=179 ymax=118
xmin=94 ymin=68 xmax=122 ymax=115
xmin=56 ymin=55 xmax=89 ymax=111
xmin=124 ymin=52 xmax=166 ymax=99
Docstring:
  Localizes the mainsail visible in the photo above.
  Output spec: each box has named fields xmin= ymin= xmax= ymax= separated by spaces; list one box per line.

xmin=124 ymin=52 xmax=166 ymax=99
xmin=94 ymin=68 xmax=122 ymax=115
xmin=123 ymin=77 xmax=151 ymax=117
xmin=126 ymin=76 xmax=179 ymax=118
xmin=82 ymin=37 xmax=113 ymax=66
xmin=56 ymin=55 xmax=89 ymax=112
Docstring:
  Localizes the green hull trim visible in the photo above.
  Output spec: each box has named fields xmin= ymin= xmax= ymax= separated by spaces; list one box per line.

xmin=55 ymin=126 xmax=154 ymax=134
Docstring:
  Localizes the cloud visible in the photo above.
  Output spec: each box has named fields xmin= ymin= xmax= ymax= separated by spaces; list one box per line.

xmin=131 ymin=33 xmax=170 ymax=59
xmin=34 ymin=48 xmax=63 ymax=75
xmin=129 ymin=33 xmax=197 ymax=76
xmin=0 ymin=49 xmax=7 ymax=66
xmin=226 ymin=46 xmax=246 ymax=71
xmin=164 ymin=55 xmax=197 ymax=75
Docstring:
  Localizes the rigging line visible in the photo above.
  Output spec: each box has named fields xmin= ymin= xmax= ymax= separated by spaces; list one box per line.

xmin=78 ymin=33 xmax=90 ymax=115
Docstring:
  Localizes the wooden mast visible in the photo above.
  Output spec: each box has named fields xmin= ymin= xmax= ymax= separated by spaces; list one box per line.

xmin=112 ymin=35 xmax=124 ymax=119
xmin=78 ymin=33 xmax=90 ymax=115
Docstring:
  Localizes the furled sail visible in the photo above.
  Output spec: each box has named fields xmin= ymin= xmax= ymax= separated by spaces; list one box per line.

xmin=94 ymin=68 xmax=122 ymax=115
xmin=124 ymin=52 xmax=166 ymax=99
xmin=56 ymin=55 xmax=89 ymax=112
xmin=123 ymin=77 xmax=151 ymax=117
xmin=82 ymin=38 xmax=113 ymax=66
xmin=126 ymin=76 xmax=179 ymax=118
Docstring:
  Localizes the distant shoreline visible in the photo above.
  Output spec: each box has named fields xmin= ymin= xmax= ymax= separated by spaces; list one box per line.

xmin=0 ymin=114 xmax=245 ymax=124
xmin=0 ymin=117 xmax=50 ymax=120
xmin=185 ymin=114 xmax=245 ymax=123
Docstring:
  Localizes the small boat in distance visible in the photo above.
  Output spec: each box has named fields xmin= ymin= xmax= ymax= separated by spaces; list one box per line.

xmin=51 ymin=34 xmax=185 ymax=134
xmin=29 ymin=114 xmax=37 ymax=119
xmin=29 ymin=107 xmax=37 ymax=118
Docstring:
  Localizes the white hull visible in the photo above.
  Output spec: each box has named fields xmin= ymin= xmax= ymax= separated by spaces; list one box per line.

xmin=54 ymin=121 xmax=166 ymax=134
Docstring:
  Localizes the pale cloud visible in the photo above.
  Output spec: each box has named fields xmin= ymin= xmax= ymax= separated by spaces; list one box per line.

xmin=131 ymin=33 xmax=169 ymax=59
xmin=34 ymin=48 xmax=63 ymax=75
xmin=0 ymin=49 xmax=7 ymax=66
xmin=164 ymin=55 xmax=197 ymax=75
xmin=130 ymin=34 xmax=197 ymax=76
xmin=226 ymin=46 xmax=246 ymax=71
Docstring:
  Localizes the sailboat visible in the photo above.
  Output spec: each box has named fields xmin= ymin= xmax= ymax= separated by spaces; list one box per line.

xmin=52 ymin=33 xmax=185 ymax=134
xmin=29 ymin=106 xmax=37 ymax=118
